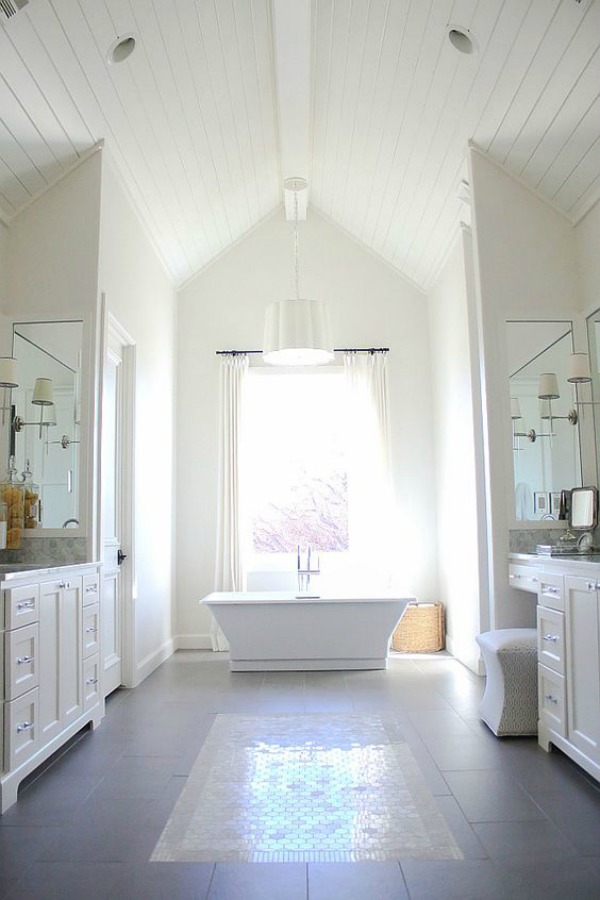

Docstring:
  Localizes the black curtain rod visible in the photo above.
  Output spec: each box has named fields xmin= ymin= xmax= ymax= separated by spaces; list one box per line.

xmin=215 ymin=347 xmax=390 ymax=356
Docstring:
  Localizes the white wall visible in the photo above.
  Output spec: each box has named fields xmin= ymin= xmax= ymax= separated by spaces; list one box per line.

xmin=428 ymin=229 xmax=486 ymax=671
xmin=98 ymin=152 xmax=177 ymax=681
xmin=176 ymin=209 xmax=437 ymax=645
xmin=575 ymin=201 xmax=600 ymax=313
xmin=469 ymin=147 xmax=581 ymax=629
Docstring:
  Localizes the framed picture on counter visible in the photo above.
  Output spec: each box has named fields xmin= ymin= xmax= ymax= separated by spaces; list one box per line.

xmin=533 ymin=491 xmax=549 ymax=516
xmin=550 ymin=492 xmax=562 ymax=517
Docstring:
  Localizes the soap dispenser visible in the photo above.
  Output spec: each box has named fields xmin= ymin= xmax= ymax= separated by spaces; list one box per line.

xmin=21 ymin=459 xmax=40 ymax=529
xmin=0 ymin=456 xmax=24 ymax=549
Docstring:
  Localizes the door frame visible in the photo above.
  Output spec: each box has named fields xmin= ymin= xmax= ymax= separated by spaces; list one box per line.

xmin=97 ymin=296 xmax=136 ymax=689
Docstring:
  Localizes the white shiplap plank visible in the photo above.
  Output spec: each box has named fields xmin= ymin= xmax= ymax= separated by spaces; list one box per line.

xmin=504 ymin=0 xmax=600 ymax=177
xmin=569 ymin=167 xmax=600 ymax=223
xmin=310 ymin=0 xmax=335 ymax=204
xmin=473 ymin=0 xmax=561 ymax=151
xmin=334 ymin=0 xmax=399 ymax=232
xmin=326 ymin=0 xmax=372 ymax=226
xmin=539 ymin=95 xmax=600 ymax=202
xmin=520 ymin=48 xmax=600 ymax=190
xmin=0 ymin=95 xmax=48 ymax=196
xmin=487 ymin=0 xmax=594 ymax=165
xmin=554 ymin=133 xmax=600 ymax=214
xmin=100 ymin=0 xmax=213 ymax=263
xmin=61 ymin=0 xmax=201 ymax=276
xmin=389 ymin=0 xmax=527 ymax=273
xmin=29 ymin=0 xmax=184 ymax=279
xmin=315 ymin=0 xmax=354 ymax=218
xmin=357 ymin=0 xmax=436 ymax=246
xmin=0 ymin=147 xmax=32 ymax=211
xmin=6 ymin=13 xmax=94 ymax=156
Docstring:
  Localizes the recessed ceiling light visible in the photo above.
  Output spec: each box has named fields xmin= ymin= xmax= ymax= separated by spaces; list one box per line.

xmin=447 ymin=25 xmax=477 ymax=55
xmin=107 ymin=34 xmax=136 ymax=65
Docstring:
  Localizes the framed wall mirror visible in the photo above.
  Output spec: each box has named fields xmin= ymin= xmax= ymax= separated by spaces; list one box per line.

xmin=10 ymin=321 xmax=83 ymax=531
xmin=507 ymin=320 xmax=583 ymax=522
xmin=586 ymin=306 xmax=600 ymax=488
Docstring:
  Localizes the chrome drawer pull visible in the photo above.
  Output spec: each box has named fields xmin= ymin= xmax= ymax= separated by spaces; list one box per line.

xmin=85 ymin=584 xmax=98 ymax=593
xmin=544 ymin=694 xmax=558 ymax=705
xmin=587 ymin=581 xmax=596 ymax=591
xmin=532 ymin=577 xmax=539 ymax=583
xmin=85 ymin=677 xmax=99 ymax=686
xmin=16 ymin=655 xmax=34 ymax=665
xmin=16 ymin=600 xmax=35 ymax=611
xmin=543 ymin=634 xmax=559 ymax=643
xmin=543 ymin=587 xmax=559 ymax=595
xmin=85 ymin=626 xmax=97 ymax=633
xmin=16 ymin=721 xmax=34 ymax=733
xmin=510 ymin=573 xmax=521 ymax=579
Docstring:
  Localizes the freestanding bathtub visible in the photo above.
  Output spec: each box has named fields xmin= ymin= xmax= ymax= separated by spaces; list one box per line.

xmin=201 ymin=591 xmax=412 ymax=671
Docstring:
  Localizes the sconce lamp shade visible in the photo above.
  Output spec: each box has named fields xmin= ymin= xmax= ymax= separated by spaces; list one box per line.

xmin=0 ymin=357 xmax=18 ymax=388
xmin=567 ymin=352 xmax=592 ymax=383
xmin=263 ymin=298 xmax=334 ymax=366
xmin=32 ymin=377 xmax=54 ymax=405
xmin=538 ymin=372 xmax=559 ymax=400
xmin=510 ymin=398 xmax=521 ymax=419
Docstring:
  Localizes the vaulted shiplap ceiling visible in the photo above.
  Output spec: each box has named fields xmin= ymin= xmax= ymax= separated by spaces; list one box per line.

xmin=0 ymin=0 xmax=598 ymax=290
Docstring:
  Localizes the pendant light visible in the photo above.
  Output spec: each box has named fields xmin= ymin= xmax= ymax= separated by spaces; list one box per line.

xmin=263 ymin=178 xmax=334 ymax=366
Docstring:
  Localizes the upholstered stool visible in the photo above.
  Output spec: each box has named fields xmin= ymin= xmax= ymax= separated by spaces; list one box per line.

xmin=476 ymin=629 xmax=538 ymax=736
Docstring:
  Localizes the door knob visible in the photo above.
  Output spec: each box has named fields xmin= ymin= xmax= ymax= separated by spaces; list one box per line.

xmin=117 ymin=549 xmax=128 ymax=565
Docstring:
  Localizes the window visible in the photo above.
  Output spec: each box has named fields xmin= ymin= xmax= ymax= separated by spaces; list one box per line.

xmin=243 ymin=368 xmax=349 ymax=565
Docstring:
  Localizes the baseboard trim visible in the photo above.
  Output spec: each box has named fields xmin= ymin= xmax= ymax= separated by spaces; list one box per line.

xmin=175 ymin=634 xmax=213 ymax=650
xmin=445 ymin=635 xmax=484 ymax=675
xmin=135 ymin=638 xmax=176 ymax=686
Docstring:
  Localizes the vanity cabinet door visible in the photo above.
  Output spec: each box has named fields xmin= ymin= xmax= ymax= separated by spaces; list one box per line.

xmin=565 ymin=575 xmax=600 ymax=765
xmin=39 ymin=576 xmax=84 ymax=741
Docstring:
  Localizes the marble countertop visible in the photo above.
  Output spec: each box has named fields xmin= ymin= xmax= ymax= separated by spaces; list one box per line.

xmin=0 ymin=562 xmax=100 ymax=583
xmin=510 ymin=551 xmax=600 ymax=569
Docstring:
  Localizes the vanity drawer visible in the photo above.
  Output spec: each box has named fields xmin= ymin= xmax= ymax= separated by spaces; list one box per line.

xmin=4 ymin=623 xmax=39 ymax=701
xmin=508 ymin=564 xmax=539 ymax=594
xmin=537 ymin=571 xmax=564 ymax=611
xmin=82 ymin=604 xmax=100 ymax=659
xmin=538 ymin=664 xmax=566 ymax=737
xmin=3 ymin=584 xmax=40 ymax=630
xmin=537 ymin=606 xmax=566 ymax=674
xmin=83 ymin=655 xmax=101 ymax=712
xmin=5 ymin=687 xmax=39 ymax=771
xmin=82 ymin=574 xmax=100 ymax=606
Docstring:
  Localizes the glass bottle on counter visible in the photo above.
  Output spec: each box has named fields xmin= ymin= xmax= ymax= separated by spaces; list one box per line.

xmin=0 ymin=456 xmax=24 ymax=549
xmin=21 ymin=459 xmax=40 ymax=529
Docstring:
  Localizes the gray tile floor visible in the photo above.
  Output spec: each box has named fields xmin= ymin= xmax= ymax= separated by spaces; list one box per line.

xmin=1 ymin=650 xmax=600 ymax=898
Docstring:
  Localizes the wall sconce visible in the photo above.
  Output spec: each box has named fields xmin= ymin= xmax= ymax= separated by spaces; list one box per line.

xmin=536 ymin=371 xmax=578 ymax=425
xmin=0 ymin=357 xmax=18 ymax=427
xmin=13 ymin=377 xmax=55 ymax=438
xmin=47 ymin=434 xmax=80 ymax=450
xmin=512 ymin=362 xmax=583 ymax=450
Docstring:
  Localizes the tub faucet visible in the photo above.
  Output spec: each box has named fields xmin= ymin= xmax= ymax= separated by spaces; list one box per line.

xmin=297 ymin=544 xmax=320 ymax=593
xmin=62 ymin=518 xmax=79 ymax=528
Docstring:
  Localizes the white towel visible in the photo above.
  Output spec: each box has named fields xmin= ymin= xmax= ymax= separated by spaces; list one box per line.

xmin=515 ymin=482 xmax=533 ymax=520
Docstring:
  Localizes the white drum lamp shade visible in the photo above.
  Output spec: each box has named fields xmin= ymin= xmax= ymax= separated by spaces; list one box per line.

xmin=263 ymin=298 xmax=334 ymax=366
xmin=32 ymin=377 xmax=54 ymax=405
xmin=567 ymin=352 xmax=592 ymax=383
xmin=0 ymin=357 xmax=18 ymax=388
xmin=538 ymin=373 xmax=559 ymax=400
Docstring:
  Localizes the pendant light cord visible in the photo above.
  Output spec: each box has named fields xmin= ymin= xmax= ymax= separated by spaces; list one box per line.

xmin=294 ymin=189 xmax=300 ymax=300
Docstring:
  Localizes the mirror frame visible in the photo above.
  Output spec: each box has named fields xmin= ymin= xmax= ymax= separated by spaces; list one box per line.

xmin=10 ymin=316 xmax=94 ymax=542
xmin=569 ymin=486 xmax=598 ymax=531
xmin=507 ymin=318 xmax=583 ymax=528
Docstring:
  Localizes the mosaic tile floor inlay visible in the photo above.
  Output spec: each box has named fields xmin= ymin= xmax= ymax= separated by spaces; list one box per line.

xmin=151 ymin=713 xmax=462 ymax=863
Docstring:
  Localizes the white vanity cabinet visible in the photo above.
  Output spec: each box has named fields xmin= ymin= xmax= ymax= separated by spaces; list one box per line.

xmin=0 ymin=564 xmax=102 ymax=813
xmin=509 ymin=555 xmax=600 ymax=783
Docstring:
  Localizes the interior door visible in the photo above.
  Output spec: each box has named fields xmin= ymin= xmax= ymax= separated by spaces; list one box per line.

xmin=101 ymin=342 xmax=123 ymax=697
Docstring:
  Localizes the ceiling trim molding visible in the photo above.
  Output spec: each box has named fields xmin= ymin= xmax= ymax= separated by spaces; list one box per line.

xmin=5 ymin=141 xmax=104 ymax=226
xmin=468 ymin=140 xmax=576 ymax=228
xmin=310 ymin=206 xmax=427 ymax=296
xmin=176 ymin=205 xmax=281 ymax=293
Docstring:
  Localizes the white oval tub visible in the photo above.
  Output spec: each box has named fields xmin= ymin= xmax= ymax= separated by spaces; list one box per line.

xmin=201 ymin=591 xmax=413 ymax=671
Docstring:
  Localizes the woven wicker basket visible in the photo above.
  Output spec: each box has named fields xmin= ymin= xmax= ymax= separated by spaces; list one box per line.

xmin=391 ymin=601 xmax=445 ymax=653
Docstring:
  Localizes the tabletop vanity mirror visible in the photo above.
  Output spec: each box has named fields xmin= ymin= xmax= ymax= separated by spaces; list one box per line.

xmin=569 ymin=486 xmax=598 ymax=532
xmin=9 ymin=321 xmax=83 ymax=532
xmin=507 ymin=320 xmax=583 ymax=522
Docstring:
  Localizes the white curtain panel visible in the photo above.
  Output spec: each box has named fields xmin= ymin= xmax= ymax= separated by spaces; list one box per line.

xmin=343 ymin=352 xmax=394 ymax=592
xmin=213 ymin=354 xmax=249 ymax=651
